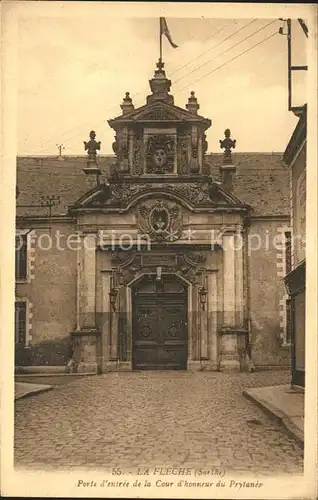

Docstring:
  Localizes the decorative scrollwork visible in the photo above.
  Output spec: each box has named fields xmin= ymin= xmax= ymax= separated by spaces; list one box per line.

xmin=178 ymin=134 xmax=189 ymax=175
xmin=107 ymin=184 xmax=141 ymax=206
xmin=141 ymin=109 xmax=177 ymax=121
xmin=85 ymin=180 xmax=225 ymax=209
xmin=184 ymin=251 xmax=207 ymax=266
xmin=132 ymin=134 xmax=142 ymax=176
xmin=171 ymin=182 xmax=210 ymax=205
xmin=111 ymin=250 xmax=137 ymax=268
xmin=168 ymin=323 xmax=178 ymax=337
xmin=140 ymin=324 xmax=152 ymax=338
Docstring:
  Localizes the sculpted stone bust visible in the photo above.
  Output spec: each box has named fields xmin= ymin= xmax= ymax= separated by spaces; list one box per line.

xmin=153 ymin=148 xmax=167 ymax=168
xmin=84 ymin=130 xmax=101 ymax=158
xmin=146 ymin=135 xmax=174 ymax=174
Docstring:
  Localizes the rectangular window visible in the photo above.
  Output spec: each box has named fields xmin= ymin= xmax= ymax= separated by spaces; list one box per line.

xmin=15 ymin=233 xmax=27 ymax=280
xmin=15 ymin=301 xmax=27 ymax=345
xmin=285 ymin=231 xmax=292 ymax=275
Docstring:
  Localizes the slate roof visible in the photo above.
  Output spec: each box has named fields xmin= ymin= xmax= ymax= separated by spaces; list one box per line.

xmin=16 ymin=153 xmax=289 ymax=218
xmin=210 ymin=153 xmax=290 ymax=217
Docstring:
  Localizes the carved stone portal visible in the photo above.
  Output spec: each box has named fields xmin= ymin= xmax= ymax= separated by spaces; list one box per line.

xmin=137 ymin=200 xmax=183 ymax=241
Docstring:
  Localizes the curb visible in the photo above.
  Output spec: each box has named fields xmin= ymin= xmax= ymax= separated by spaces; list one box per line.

xmin=15 ymin=385 xmax=53 ymax=401
xmin=15 ymin=373 xmax=96 ymax=378
xmin=243 ymin=390 xmax=304 ymax=448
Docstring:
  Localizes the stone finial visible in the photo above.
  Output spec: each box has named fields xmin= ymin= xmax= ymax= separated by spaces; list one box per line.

xmin=147 ymin=59 xmax=174 ymax=105
xmin=155 ymin=58 xmax=165 ymax=75
xmin=219 ymin=128 xmax=236 ymax=164
xmin=84 ymin=130 xmax=101 ymax=162
xmin=186 ymin=91 xmax=200 ymax=114
xmin=120 ymin=92 xmax=134 ymax=115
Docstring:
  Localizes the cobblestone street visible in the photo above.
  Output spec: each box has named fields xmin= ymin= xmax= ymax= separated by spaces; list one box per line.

xmin=14 ymin=370 xmax=303 ymax=476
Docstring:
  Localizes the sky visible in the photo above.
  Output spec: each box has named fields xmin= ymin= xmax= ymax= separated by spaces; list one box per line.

xmin=15 ymin=8 xmax=308 ymax=155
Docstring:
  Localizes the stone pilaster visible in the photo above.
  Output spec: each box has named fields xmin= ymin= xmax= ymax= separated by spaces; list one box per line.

xmin=70 ymin=329 xmax=100 ymax=374
xmin=207 ymin=271 xmax=218 ymax=370
xmin=187 ymin=284 xmax=193 ymax=363
xmin=235 ymin=226 xmax=244 ymax=326
xmin=220 ymin=229 xmax=240 ymax=371
xmin=219 ymin=227 xmax=249 ymax=371
xmin=234 ymin=227 xmax=250 ymax=370
xmin=81 ymin=234 xmax=97 ymax=327
xmin=126 ymin=286 xmax=133 ymax=362
xmin=100 ymin=270 xmax=112 ymax=373
xmin=187 ymin=284 xmax=199 ymax=370
xmin=198 ymin=134 xmax=203 ymax=171
xmin=128 ymin=130 xmax=134 ymax=172
xmin=222 ymin=231 xmax=236 ymax=326
xmin=71 ymin=233 xmax=99 ymax=373
xmin=110 ymin=307 xmax=119 ymax=360
xmin=199 ymin=289 xmax=208 ymax=360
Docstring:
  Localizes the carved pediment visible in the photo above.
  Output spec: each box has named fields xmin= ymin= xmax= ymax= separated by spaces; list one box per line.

xmin=131 ymin=103 xmax=210 ymax=124
xmin=108 ymin=102 xmax=211 ymax=127
xmin=140 ymin=107 xmax=179 ymax=121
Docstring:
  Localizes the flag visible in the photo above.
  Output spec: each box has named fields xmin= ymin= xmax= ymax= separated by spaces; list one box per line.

xmin=160 ymin=17 xmax=178 ymax=49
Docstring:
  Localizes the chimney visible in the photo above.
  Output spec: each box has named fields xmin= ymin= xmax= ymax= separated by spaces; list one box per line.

xmin=219 ymin=129 xmax=236 ymax=191
xmin=186 ymin=91 xmax=200 ymax=114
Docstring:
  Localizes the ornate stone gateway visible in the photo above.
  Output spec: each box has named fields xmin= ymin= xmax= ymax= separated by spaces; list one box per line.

xmin=68 ymin=59 xmax=251 ymax=374
xmin=132 ymin=274 xmax=188 ymax=370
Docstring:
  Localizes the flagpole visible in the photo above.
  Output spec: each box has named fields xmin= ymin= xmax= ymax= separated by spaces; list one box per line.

xmin=159 ymin=17 xmax=162 ymax=61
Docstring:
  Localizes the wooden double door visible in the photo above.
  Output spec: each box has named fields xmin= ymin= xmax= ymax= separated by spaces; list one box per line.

xmin=132 ymin=276 xmax=188 ymax=370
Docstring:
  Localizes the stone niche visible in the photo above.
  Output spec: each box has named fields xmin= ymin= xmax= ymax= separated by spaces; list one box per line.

xmin=144 ymin=129 xmax=177 ymax=175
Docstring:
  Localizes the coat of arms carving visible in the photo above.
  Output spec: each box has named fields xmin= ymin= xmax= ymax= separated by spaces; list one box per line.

xmin=137 ymin=200 xmax=183 ymax=241
xmin=146 ymin=135 xmax=175 ymax=174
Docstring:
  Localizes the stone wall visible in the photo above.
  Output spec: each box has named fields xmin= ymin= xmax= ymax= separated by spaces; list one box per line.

xmin=15 ymin=222 xmax=77 ymax=366
xmin=248 ymin=219 xmax=291 ymax=368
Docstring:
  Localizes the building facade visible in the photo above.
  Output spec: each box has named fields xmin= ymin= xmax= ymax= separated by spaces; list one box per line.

xmin=283 ymin=105 xmax=306 ymax=388
xmin=15 ymin=61 xmax=291 ymax=373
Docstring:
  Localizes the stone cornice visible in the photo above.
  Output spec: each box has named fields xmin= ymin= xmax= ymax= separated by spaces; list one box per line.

xmin=249 ymin=215 xmax=290 ymax=221
xmin=108 ymin=174 xmax=211 ymax=184
xmin=71 ymin=205 xmax=250 ymax=215
xmin=16 ymin=215 xmax=75 ymax=224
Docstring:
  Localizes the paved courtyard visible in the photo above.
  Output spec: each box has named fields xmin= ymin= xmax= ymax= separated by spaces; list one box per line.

xmin=14 ymin=370 xmax=303 ymax=475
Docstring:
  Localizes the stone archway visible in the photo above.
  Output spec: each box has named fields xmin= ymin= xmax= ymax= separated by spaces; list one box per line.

xmin=131 ymin=273 xmax=188 ymax=370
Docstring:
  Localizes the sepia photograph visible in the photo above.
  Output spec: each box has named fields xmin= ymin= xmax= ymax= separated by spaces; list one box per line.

xmin=1 ymin=2 xmax=317 ymax=498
